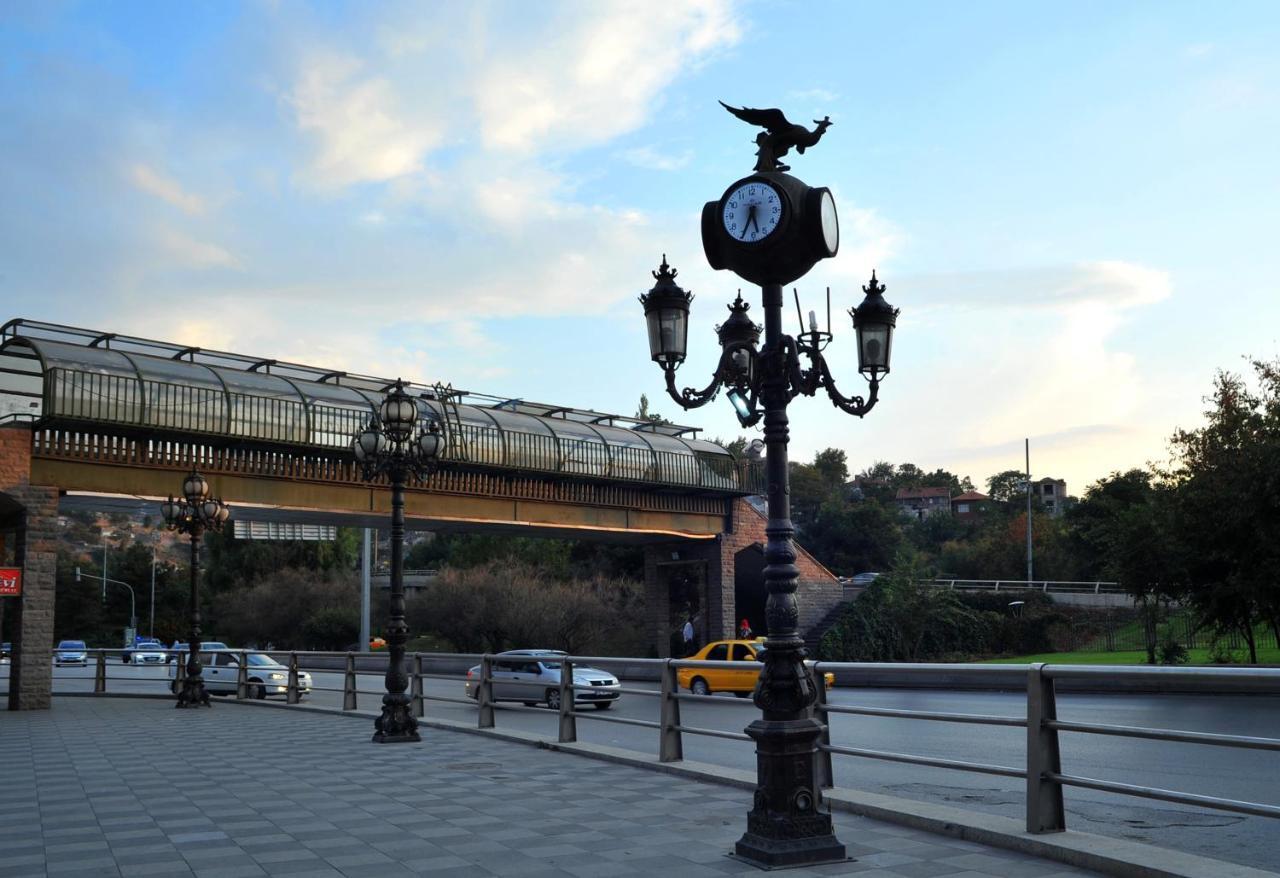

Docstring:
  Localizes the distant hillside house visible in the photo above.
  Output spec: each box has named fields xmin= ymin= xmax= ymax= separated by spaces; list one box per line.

xmin=1034 ymin=477 xmax=1068 ymax=516
xmin=951 ymin=491 xmax=991 ymax=521
xmin=894 ymin=486 xmax=952 ymax=520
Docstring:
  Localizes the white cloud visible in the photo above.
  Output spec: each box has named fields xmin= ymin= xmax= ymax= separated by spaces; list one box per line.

xmin=128 ymin=164 xmax=207 ymax=215
xmin=475 ymin=0 xmax=741 ymax=152
xmin=155 ymin=229 xmax=238 ymax=269
xmin=287 ymin=51 xmax=442 ymax=188
xmin=620 ymin=145 xmax=694 ymax=172
xmin=788 ymin=88 xmax=839 ymax=103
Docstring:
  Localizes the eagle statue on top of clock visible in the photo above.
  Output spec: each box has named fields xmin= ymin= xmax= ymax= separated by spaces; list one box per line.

xmin=702 ymin=102 xmax=840 ymax=287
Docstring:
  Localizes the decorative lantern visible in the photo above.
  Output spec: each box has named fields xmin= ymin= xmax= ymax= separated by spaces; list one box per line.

xmin=639 ymin=256 xmax=694 ymax=369
xmin=850 ymin=271 xmax=898 ymax=378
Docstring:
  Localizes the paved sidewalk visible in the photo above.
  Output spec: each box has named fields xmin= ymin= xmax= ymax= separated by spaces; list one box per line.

xmin=0 ymin=699 xmax=1101 ymax=878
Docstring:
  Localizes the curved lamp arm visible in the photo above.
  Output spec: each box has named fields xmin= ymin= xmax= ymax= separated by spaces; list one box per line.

xmin=664 ymin=367 xmax=722 ymax=410
xmin=809 ymin=355 xmax=880 ymax=417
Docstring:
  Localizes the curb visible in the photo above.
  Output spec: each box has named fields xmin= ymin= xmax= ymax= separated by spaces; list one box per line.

xmin=224 ymin=698 xmax=1278 ymax=878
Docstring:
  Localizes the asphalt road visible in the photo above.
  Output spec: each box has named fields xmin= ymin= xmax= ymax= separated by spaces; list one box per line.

xmin=17 ymin=662 xmax=1280 ymax=871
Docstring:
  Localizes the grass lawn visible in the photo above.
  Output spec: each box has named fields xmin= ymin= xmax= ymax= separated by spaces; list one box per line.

xmin=985 ymin=646 xmax=1280 ymax=665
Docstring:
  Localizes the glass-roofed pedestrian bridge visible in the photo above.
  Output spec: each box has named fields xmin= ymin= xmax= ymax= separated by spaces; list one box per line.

xmin=0 ymin=319 xmax=761 ymax=498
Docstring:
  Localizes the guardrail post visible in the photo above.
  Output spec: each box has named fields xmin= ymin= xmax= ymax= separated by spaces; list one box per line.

xmin=236 ymin=650 xmax=248 ymax=699
xmin=1026 ymin=663 xmax=1065 ymax=833
xmin=659 ymin=660 xmax=683 ymax=762
xmin=287 ymin=652 xmax=300 ymax=704
xmin=558 ymin=659 xmax=576 ymax=743
xmin=478 ymin=655 xmax=495 ymax=729
xmin=172 ymin=653 xmax=186 ymax=695
xmin=342 ymin=653 xmax=357 ymax=710
xmin=410 ymin=653 xmax=424 ymax=718
xmin=813 ymin=662 xmax=833 ymax=790
xmin=94 ymin=650 xmax=106 ymax=694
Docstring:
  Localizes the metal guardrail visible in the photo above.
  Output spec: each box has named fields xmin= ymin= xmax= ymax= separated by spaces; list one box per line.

xmin=928 ymin=579 xmax=1125 ymax=595
xmin=48 ymin=649 xmax=1280 ymax=833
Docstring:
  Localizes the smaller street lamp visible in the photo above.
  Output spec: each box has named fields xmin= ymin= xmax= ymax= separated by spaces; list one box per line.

xmin=352 ymin=379 xmax=445 ymax=743
xmin=161 ymin=468 xmax=229 ymax=709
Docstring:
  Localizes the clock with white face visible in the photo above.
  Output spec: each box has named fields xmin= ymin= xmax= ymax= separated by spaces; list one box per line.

xmin=721 ymin=180 xmax=782 ymax=243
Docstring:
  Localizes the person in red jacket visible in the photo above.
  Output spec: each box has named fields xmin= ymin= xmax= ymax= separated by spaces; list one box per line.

xmin=738 ymin=618 xmax=753 ymax=639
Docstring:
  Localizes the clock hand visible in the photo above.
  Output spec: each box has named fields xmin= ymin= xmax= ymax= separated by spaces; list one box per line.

xmin=744 ymin=205 xmax=758 ymax=238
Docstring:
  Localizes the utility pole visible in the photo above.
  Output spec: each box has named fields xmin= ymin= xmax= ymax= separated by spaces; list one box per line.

xmin=102 ymin=544 xmax=108 ymax=602
xmin=1025 ymin=438 xmax=1034 ymax=583
xmin=149 ymin=545 xmax=157 ymax=639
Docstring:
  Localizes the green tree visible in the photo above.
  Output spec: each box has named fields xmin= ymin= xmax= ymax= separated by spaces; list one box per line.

xmin=1166 ymin=360 xmax=1280 ymax=662
xmin=986 ymin=470 xmax=1027 ymax=504
xmin=802 ymin=497 xmax=903 ymax=574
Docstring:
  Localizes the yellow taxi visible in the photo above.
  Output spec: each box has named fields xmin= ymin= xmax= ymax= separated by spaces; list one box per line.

xmin=677 ymin=638 xmax=835 ymax=696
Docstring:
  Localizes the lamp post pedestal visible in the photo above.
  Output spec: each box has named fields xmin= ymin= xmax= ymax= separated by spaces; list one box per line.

xmin=736 ymin=717 xmax=844 ymax=867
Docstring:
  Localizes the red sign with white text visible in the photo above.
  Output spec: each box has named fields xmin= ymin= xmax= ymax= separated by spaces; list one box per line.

xmin=0 ymin=567 xmax=21 ymax=597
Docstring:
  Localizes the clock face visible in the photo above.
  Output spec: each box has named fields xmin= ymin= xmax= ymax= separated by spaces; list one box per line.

xmin=722 ymin=181 xmax=782 ymax=243
xmin=819 ymin=189 xmax=838 ymax=254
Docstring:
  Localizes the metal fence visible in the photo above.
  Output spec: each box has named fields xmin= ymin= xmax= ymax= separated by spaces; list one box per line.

xmin=929 ymin=579 xmax=1125 ymax=594
xmin=44 ymin=649 xmax=1280 ymax=834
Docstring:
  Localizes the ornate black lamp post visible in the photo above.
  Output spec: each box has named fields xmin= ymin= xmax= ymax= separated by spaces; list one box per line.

xmin=641 ymin=102 xmax=899 ymax=868
xmin=161 ymin=469 xmax=229 ymax=709
xmin=352 ymin=379 xmax=445 ymax=743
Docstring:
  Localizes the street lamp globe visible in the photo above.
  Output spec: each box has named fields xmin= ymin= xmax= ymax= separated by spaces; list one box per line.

xmin=640 ymin=256 xmax=694 ymax=370
xmin=353 ymin=426 xmax=385 ymax=463
xmin=850 ymin=271 xmax=898 ymax=378
xmin=416 ymin=420 xmax=445 ymax=461
xmin=182 ymin=470 xmax=209 ymax=504
xmin=379 ymin=381 xmax=418 ymax=442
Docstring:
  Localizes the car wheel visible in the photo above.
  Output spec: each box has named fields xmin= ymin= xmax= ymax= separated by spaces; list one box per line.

xmin=545 ymin=688 xmax=562 ymax=711
xmin=592 ymin=702 xmax=612 ymax=710
xmin=691 ymin=677 xmax=710 ymax=697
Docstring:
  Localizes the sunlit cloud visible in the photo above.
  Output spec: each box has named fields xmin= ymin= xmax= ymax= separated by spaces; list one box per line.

xmin=127 ymin=164 xmax=207 ymax=215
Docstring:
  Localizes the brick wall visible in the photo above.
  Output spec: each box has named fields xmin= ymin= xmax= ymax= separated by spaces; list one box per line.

xmin=642 ymin=497 xmax=840 ymax=657
xmin=1 ymin=425 xmax=58 ymax=710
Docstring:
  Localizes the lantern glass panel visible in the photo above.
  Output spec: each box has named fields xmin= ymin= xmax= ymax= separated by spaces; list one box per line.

xmin=858 ymin=324 xmax=892 ymax=375
xmin=647 ymin=307 xmax=688 ymax=365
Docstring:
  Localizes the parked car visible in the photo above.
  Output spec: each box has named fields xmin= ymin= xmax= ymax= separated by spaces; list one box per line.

xmin=167 ymin=641 xmax=229 ymax=663
xmin=125 ymin=641 xmax=167 ymax=665
xmin=464 ymin=649 xmax=621 ymax=710
xmin=677 ymin=638 xmax=835 ymax=697
xmin=849 ymin=572 xmax=882 ymax=586
xmin=54 ymin=640 xmax=89 ymax=666
xmin=167 ymin=650 xmax=311 ymax=699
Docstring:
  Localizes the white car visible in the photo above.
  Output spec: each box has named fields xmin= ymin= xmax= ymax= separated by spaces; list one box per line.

xmin=168 ymin=650 xmax=311 ymax=700
xmin=464 ymin=649 xmax=621 ymax=710
xmin=126 ymin=643 xmax=167 ymax=665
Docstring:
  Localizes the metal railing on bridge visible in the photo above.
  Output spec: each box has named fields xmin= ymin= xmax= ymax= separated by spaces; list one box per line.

xmin=928 ymin=579 xmax=1125 ymax=595
xmin=43 ymin=647 xmax=1280 ymax=835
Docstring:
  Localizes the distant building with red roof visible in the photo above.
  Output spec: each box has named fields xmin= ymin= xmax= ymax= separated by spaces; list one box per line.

xmin=894 ymin=486 xmax=952 ymax=520
xmin=951 ymin=491 xmax=991 ymax=521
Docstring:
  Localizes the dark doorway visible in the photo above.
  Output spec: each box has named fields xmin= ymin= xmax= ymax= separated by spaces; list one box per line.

xmin=664 ymin=562 xmax=706 ymax=657
xmin=734 ymin=544 xmax=766 ymax=638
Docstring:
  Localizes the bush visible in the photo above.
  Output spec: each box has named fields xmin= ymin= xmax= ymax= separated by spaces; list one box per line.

xmin=405 ymin=561 xmax=647 ymax=656
xmin=301 ymin=607 xmax=359 ymax=651
xmin=1158 ymin=635 xmax=1189 ymax=665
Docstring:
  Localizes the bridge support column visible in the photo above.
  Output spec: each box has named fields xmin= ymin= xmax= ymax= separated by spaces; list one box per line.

xmin=2 ymin=425 xmax=59 ymax=711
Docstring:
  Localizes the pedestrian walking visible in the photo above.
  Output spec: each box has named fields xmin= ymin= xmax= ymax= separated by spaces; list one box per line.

xmin=682 ymin=616 xmax=695 ymax=657
xmin=738 ymin=618 xmax=753 ymax=639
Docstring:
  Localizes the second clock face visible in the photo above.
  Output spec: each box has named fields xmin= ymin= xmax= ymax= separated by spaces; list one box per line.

xmin=722 ymin=181 xmax=782 ymax=243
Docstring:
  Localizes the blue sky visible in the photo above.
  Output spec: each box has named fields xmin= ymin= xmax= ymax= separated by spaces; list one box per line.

xmin=3 ymin=0 xmax=1278 ymax=493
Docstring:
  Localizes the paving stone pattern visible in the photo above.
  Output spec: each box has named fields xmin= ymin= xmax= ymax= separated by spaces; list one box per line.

xmin=0 ymin=699 xmax=1102 ymax=877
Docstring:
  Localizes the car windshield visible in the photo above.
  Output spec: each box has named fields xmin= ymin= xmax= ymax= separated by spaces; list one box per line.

xmin=245 ymin=654 xmax=282 ymax=667
xmin=524 ymin=651 xmax=567 ymax=668
xmin=59 ymin=641 xmax=86 ymax=649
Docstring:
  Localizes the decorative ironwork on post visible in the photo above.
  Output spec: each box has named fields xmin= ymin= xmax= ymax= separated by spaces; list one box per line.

xmin=351 ymin=379 xmax=445 ymax=743
xmin=161 ymin=468 xmax=230 ymax=709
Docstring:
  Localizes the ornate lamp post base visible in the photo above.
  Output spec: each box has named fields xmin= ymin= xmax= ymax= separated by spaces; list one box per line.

xmin=176 ymin=675 xmax=211 ymax=709
xmin=734 ymin=717 xmax=847 ymax=869
xmin=372 ymin=694 xmax=420 ymax=743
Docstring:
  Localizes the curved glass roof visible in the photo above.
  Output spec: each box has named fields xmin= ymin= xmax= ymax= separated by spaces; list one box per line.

xmin=0 ymin=319 xmax=755 ymax=494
